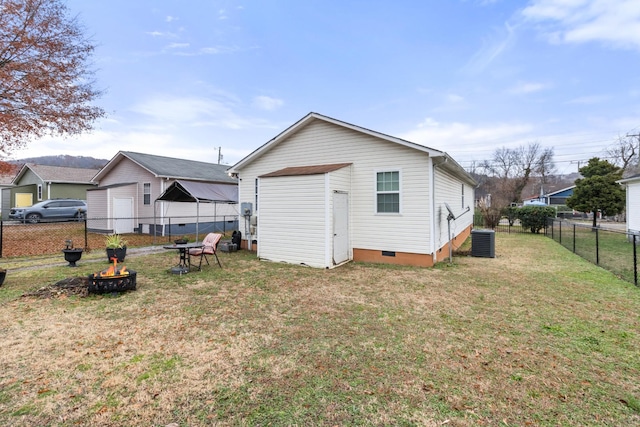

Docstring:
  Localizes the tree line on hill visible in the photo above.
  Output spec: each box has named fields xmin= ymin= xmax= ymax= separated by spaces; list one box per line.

xmin=10 ymin=155 xmax=108 ymax=169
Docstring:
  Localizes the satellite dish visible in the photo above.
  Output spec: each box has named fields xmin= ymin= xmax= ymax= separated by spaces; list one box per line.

xmin=444 ymin=202 xmax=455 ymax=219
xmin=443 ymin=202 xmax=471 ymax=263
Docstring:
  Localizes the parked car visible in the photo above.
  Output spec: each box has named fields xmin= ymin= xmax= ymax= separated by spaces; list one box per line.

xmin=9 ymin=199 xmax=87 ymax=223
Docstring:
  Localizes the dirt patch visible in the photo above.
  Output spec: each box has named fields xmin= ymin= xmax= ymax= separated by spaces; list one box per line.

xmin=21 ymin=276 xmax=89 ymax=299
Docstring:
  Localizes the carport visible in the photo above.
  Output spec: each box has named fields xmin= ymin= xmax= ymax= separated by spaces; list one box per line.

xmin=154 ymin=179 xmax=238 ymax=241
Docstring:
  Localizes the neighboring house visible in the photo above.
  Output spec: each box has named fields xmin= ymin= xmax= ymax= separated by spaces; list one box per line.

xmin=88 ymin=151 xmax=238 ymax=235
xmin=0 ymin=170 xmax=16 ymax=217
xmin=1 ymin=163 xmax=99 ymax=219
xmin=544 ymin=186 xmax=575 ymax=206
xmin=523 ymin=199 xmax=547 ymax=206
xmin=618 ymin=174 xmax=640 ymax=235
xmin=228 ymin=112 xmax=476 ymax=268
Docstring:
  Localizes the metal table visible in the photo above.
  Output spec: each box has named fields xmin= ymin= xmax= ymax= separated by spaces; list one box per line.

xmin=163 ymin=242 xmax=204 ymax=274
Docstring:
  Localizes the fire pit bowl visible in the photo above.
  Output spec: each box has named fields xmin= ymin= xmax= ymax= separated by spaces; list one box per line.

xmin=88 ymin=270 xmax=137 ymax=294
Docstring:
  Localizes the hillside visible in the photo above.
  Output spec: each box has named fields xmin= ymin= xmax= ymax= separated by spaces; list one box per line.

xmin=10 ymin=155 xmax=109 ymax=169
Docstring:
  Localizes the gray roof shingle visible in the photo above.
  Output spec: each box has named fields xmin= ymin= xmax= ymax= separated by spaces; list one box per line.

xmin=115 ymin=151 xmax=236 ymax=184
xmin=21 ymin=163 xmax=100 ymax=183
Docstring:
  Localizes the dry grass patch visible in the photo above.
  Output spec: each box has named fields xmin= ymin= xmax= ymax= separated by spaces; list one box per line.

xmin=0 ymin=235 xmax=639 ymax=426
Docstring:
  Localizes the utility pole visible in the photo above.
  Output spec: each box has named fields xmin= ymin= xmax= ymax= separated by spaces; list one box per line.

xmin=626 ymin=133 xmax=640 ymax=154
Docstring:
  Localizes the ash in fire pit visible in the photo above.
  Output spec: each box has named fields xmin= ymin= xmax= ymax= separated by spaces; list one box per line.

xmin=88 ymin=258 xmax=137 ymax=294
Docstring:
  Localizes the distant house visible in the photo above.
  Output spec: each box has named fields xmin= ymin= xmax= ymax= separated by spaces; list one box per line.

xmin=618 ymin=174 xmax=640 ymax=235
xmin=1 ymin=163 xmax=99 ymax=219
xmin=88 ymin=151 xmax=238 ymax=235
xmin=544 ymin=186 xmax=575 ymax=206
xmin=229 ymin=112 xmax=476 ymax=268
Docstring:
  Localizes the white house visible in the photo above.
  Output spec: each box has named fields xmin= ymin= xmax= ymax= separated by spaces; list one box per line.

xmin=228 ymin=112 xmax=476 ymax=268
xmin=618 ymin=173 xmax=640 ymax=235
xmin=88 ymin=151 xmax=238 ymax=236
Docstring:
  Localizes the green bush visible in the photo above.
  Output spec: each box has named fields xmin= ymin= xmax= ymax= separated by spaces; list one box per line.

xmin=516 ymin=206 xmax=556 ymax=233
xmin=505 ymin=205 xmax=519 ymax=225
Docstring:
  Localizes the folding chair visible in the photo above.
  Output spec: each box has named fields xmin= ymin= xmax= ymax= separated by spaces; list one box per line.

xmin=188 ymin=233 xmax=222 ymax=270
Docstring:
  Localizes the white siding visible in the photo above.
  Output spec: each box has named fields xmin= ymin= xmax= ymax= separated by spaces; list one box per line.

xmin=86 ymin=188 xmax=109 ymax=231
xmin=433 ymin=167 xmax=475 ymax=252
xmin=238 ymin=121 xmax=433 ymax=255
xmin=628 ymin=181 xmax=640 ymax=232
xmin=259 ymin=174 xmax=327 ymax=267
xmin=99 ymin=158 xmax=162 ymax=219
xmin=86 ymin=184 xmax=136 ymax=232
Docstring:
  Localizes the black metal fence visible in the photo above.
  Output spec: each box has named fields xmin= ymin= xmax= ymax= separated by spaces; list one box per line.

xmin=0 ymin=215 xmax=239 ymax=258
xmin=545 ymin=218 xmax=638 ymax=287
xmin=473 ymin=213 xmax=538 ymax=234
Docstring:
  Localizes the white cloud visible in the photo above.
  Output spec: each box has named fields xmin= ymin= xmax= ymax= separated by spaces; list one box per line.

xmin=446 ymin=93 xmax=465 ymax=104
xmin=252 ymin=96 xmax=284 ymax=111
xmin=565 ymin=94 xmax=610 ymax=104
xmin=522 ymin=0 xmax=640 ymax=50
xmin=463 ymin=22 xmax=517 ymax=74
xmin=166 ymin=42 xmax=189 ymax=49
xmin=167 ymin=45 xmax=247 ymax=56
xmin=130 ymin=96 xmax=243 ymax=127
xmin=165 ymin=15 xmax=177 ymax=22
xmin=509 ymin=81 xmax=550 ymax=94
xmin=199 ymin=46 xmax=239 ymax=54
xmin=399 ymin=117 xmax=535 ymax=161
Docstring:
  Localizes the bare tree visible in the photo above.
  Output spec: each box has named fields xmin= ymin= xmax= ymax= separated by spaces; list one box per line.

xmin=535 ymin=146 xmax=556 ymax=185
xmin=606 ymin=135 xmax=639 ymax=176
xmin=477 ymin=142 xmax=556 ymax=227
xmin=480 ymin=142 xmax=553 ymax=203
xmin=0 ymin=0 xmax=105 ymax=156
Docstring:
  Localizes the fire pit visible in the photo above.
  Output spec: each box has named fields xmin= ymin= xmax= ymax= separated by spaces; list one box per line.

xmin=88 ymin=258 xmax=136 ymax=294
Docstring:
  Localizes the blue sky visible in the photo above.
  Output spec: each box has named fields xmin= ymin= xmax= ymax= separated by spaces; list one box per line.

xmin=16 ymin=0 xmax=640 ymax=174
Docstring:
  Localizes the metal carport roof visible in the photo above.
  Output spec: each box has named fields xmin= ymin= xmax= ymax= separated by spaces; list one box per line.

xmin=155 ymin=180 xmax=238 ymax=241
xmin=156 ymin=180 xmax=238 ymax=203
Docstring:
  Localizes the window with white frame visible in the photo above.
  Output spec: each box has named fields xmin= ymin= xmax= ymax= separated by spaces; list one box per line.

xmin=143 ymin=183 xmax=151 ymax=205
xmin=461 ymin=184 xmax=465 ymax=209
xmin=376 ymin=171 xmax=400 ymax=213
xmin=37 ymin=184 xmax=42 ymax=201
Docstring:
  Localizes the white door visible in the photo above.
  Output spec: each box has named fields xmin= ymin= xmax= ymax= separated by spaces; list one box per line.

xmin=333 ymin=192 xmax=349 ymax=264
xmin=113 ymin=198 xmax=134 ymax=234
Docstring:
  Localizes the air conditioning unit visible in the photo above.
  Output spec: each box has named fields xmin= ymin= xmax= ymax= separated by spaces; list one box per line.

xmin=471 ymin=229 xmax=495 ymax=258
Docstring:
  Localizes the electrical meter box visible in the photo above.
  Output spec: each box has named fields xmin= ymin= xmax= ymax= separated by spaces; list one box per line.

xmin=241 ymin=202 xmax=253 ymax=217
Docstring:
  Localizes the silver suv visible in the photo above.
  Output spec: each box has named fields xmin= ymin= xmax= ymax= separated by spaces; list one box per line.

xmin=9 ymin=199 xmax=87 ymax=223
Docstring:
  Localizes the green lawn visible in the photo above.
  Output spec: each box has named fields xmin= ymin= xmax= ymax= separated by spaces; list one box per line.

xmin=550 ymin=222 xmax=637 ymax=285
xmin=0 ymin=234 xmax=639 ymax=426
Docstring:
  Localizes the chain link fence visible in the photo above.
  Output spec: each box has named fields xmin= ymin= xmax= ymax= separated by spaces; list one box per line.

xmin=0 ymin=215 xmax=239 ymax=258
xmin=546 ymin=218 xmax=638 ymax=286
